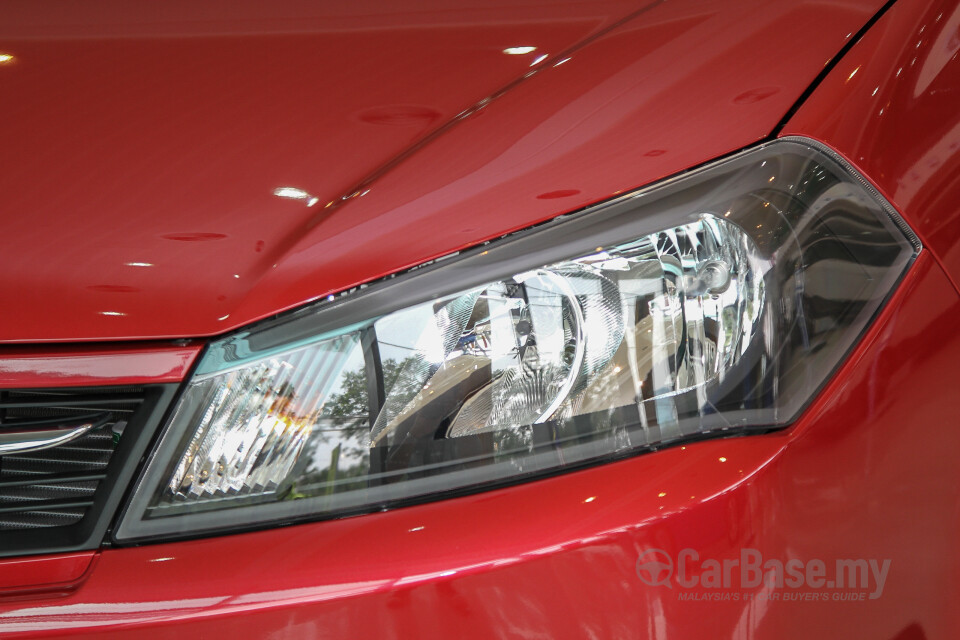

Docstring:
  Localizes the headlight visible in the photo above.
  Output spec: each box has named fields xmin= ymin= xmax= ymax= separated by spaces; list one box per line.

xmin=116 ymin=138 xmax=919 ymax=540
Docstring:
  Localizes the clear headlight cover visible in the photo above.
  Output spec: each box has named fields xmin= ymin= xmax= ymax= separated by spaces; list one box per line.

xmin=117 ymin=138 xmax=919 ymax=540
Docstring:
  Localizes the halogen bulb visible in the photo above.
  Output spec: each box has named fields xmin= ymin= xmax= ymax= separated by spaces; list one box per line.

xmin=700 ymin=260 xmax=731 ymax=293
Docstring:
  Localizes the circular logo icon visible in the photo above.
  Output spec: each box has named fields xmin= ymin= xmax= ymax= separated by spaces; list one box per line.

xmin=636 ymin=549 xmax=674 ymax=588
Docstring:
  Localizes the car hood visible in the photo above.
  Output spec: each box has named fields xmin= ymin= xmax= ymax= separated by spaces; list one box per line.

xmin=0 ymin=0 xmax=886 ymax=343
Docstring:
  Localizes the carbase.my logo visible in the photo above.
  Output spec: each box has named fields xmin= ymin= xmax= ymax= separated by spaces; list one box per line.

xmin=635 ymin=548 xmax=891 ymax=600
xmin=635 ymin=549 xmax=674 ymax=588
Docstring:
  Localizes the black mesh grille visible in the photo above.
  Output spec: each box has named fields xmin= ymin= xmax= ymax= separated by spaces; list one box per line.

xmin=0 ymin=387 xmax=145 ymax=531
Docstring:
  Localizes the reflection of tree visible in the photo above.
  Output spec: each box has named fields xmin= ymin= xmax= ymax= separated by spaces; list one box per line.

xmin=281 ymin=355 xmax=545 ymax=501
xmin=323 ymin=368 xmax=368 ymax=427
xmin=284 ymin=357 xmax=424 ymax=499
xmin=324 ymin=357 xmax=423 ymax=429
xmin=492 ymin=425 xmax=534 ymax=458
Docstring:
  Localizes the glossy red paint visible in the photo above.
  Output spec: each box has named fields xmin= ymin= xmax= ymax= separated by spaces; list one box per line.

xmin=782 ymin=0 xmax=960 ymax=293
xmin=0 ymin=553 xmax=94 ymax=597
xmin=0 ymin=253 xmax=956 ymax=638
xmin=2 ymin=0 xmax=958 ymax=637
xmin=0 ymin=0 xmax=886 ymax=342
xmin=0 ymin=343 xmax=200 ymax=388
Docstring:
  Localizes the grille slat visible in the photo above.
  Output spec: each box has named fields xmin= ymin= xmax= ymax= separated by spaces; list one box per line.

xmin=0 ymin=471 xmax=107 ymax=488
xmin=0 ymin=395 xmax=144 ymax=410
xmin=6 ymin=449 xmax=112 ymax=464
xmin=0 ymin=498 xmax=95 ymax=515
xmin=0 ymin=387 xmax=145 ymax=531
xmin=3 ymin=456 xmax=111 ymax=471
xmin=0 ymin=482 xmax=98 ymax=499
xmin=0 ymin=512 xmax=86 ymax=529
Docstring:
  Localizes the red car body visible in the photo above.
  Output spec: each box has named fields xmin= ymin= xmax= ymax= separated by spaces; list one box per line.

xmin=0 ymin=0 xmax=958 ymax=636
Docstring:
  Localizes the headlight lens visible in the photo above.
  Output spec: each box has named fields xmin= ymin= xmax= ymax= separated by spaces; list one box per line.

xmin=117 ymin=138 xmax=919 ymax=540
